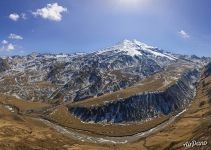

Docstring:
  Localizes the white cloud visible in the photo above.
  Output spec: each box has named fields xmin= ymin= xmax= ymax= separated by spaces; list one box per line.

xmin=0 ymin=43 xmax=15 ymax=52
xmin=9 ymin=13 xmax=27 ymax=21
xmin=9 ymin=13 xmax=20 ymax=21
xmin=8 ymin=33 xmax=23 ymax=40
xmin=6 ymin=43 xmax=15 ymax=51
xmin=32 ymin=3 xmax=67 ymax=22
xmin=1 ymin=40 xmax=8 ymax=44
xmin=178 ymin=30 xmax=190 ymax=39
xmin=1 ymin=34 xmax=23 ymax=52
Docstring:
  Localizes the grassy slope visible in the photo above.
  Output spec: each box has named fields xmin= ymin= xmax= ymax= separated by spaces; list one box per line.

xmin=0 ymin=96 xmax=110 ymax=150
xmin=107 ymin=67 xmax=211 ymax=149
xmin=0 ymin=60 xmax=209 ymax=149
xmin=56 ymin=64 xmax=211 ymax=150
xmin=45 ymin=60 xmax=195 ymax=137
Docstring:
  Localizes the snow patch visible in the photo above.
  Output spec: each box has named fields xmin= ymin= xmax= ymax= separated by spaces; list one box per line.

xmin=133 ymin=39 xmax=176 ymax=60
xmin=5 ymin=105 xmax=14 ymax=113
xmin=12 ymin=93 xmax=21 ymax=99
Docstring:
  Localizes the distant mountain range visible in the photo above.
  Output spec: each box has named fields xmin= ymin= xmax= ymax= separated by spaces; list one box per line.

xmin=0 ymin=39 xmax=210 ymax=103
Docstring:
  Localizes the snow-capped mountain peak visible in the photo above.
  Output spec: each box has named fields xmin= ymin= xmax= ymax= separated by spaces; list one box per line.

xmin=132 ymin=39 xmax=156 ymax=50
xmin=96 ymin=39 xmax=177 ymax=61
xmin=96 ymin=39 xmax=142 ymax=56
xmin=113 ymin=39 xmax=143 ymax=56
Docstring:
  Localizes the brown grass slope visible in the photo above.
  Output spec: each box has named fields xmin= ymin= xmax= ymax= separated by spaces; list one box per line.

xmin=45 ymin=60 xmax=197 ymax=137
xmin=0 ymin=61 xmax=210 ymax=150
xmin=52 ymin=62 xmax=210 ymax=150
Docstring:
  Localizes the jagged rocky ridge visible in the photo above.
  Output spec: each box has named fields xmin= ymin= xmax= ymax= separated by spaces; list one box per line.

xmin=0 ymin=40 xmax=208 ymax=102
xmin=0 ymin=40 xmax=180 ymax=102
xmin=69 ymin=69 xmax=200 ymax=123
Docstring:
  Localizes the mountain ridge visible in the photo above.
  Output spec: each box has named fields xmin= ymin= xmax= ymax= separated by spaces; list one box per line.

xmin=0 ymin=39 xmax=209 ymax=103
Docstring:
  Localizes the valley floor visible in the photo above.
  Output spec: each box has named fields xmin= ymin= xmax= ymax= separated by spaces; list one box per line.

xmin=0 ymin=71 xmax=210 ymax=150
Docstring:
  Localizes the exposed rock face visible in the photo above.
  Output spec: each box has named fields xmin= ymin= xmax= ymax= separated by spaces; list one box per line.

xmin=0 ymin=40 xmax=179 ymax=102
xmin=0 ymin=40 xmax=208 ymax=102
xmin=0 ymin=58 xmax=10 ymax=73
xmin=69 ymin=69 xmax=200 ymax=123
xmin=203 ymin=62 xmax=211 ymax=78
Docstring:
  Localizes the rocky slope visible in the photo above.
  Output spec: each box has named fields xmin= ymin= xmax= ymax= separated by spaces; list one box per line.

xmin=0 ymin=39 xmax=195 ymax=103
xmin=0 ymin=58 xmax=10 ymax=73
xmin=69 ymin=69 xmax=200 ymax=123
xmin=0 ymin=60 xmax=210 ymax=150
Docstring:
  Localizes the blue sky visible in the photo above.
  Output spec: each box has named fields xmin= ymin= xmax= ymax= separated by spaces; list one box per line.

xmin=0 ymin=0 xmax=211 ymax=56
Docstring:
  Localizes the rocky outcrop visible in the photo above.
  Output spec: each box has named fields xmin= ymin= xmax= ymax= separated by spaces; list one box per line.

xmin=0 ymin=40 xmax=207 ymax=103
xmin=203 ymin=62 xmax=211 ymax=78
xmin=69 ymin=69 xmax=200 ymax=123
xmin=0 ymin=40 xmax=178 ymax=102
xmin=0 ymin=58 xmax=10 ymax=73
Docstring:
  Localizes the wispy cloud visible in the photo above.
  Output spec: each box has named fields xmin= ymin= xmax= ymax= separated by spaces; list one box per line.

xmin=21 ymin=13 xmax=27 ymax=20
xmin=9 ymin=13 xmax=20 ymax=21
xmin=1 ymin=33 xmax=23 ymax=52
xmin=6 ymin=43 xmax=15 ymax=51
xmin=1 ymin=42 xmax=15 ymax=52
xmin=32 ymin=3 xmax=67 ymax=22
xmin=1 ymin=40 xmax=8 ymax=44
xmin=178 ymin=30 xmax=190 ymax=39
xmin=8 ymin=33 xmax=23 ymax=40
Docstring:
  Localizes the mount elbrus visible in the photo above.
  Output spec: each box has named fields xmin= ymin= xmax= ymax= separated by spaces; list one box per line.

xmin=0 ymin=39 xmax=210 ymax=125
